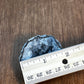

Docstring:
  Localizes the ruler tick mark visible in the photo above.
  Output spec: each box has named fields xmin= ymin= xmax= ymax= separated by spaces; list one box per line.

xmin=43 ymin=59 xmax=47 ymax=63
xmin=65 ymin=52 xmax=70 ymax=57
xmin=82 ymin=60 xmax=84 ymax=64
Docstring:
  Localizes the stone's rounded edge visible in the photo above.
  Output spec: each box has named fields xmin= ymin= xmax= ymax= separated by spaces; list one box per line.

xmin=48 ymin=35 xmax=62 ymax=49
xmin=19 ymin=35 xmax=62 ymax=61
xmin=28 ymin=35 xmax=40 ymax=41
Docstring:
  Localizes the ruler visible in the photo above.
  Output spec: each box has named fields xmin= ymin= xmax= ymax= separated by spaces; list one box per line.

xmin=20 ymin=43 xmax=84 ymax=84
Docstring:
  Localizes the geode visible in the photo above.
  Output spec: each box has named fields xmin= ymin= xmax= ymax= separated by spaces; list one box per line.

xmin=19 ymin=35 xmax=62 ymax=61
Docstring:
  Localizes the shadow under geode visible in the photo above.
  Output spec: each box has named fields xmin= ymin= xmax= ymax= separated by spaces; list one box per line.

xmin=11 ymin=33 xmax=36 ymax=84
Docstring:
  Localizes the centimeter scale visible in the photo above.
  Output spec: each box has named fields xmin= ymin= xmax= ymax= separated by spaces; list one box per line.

xmin=20 ymin=43 xmax=84 ymax=84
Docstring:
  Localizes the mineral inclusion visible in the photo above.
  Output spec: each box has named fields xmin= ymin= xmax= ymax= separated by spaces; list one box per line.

xmin=19 ymin=35 xmax=62 ymax=61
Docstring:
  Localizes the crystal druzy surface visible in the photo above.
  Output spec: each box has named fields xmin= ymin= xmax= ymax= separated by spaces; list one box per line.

xmin=19 ymin=35 xmax=62 ymax=61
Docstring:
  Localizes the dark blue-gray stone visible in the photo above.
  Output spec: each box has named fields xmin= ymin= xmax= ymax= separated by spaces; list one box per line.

xmin=19 ymin=35 xmax=62 ymax=61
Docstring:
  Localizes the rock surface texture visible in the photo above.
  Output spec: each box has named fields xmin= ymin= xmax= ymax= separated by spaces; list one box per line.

xmin=19 ymin=35 xmax=62 ymax=61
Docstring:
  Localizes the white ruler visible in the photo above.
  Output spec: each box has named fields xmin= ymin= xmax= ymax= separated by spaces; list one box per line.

xmin=20 ymin=43 xmax=84 ymax=84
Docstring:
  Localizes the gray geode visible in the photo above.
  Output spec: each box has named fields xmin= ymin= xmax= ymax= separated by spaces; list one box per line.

xmin=19 ymin=35 xmax=62 ymax=61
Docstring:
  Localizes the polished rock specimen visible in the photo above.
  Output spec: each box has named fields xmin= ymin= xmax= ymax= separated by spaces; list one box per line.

xmin=19 ymin=35 xmax=62 ymax=61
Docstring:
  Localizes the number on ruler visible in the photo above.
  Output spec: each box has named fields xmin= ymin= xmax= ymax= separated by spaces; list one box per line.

xmin=73 ymin=62 xmax=79 ymax=66
xmin=46 ymin=70 xmax=52 ymax=75
xmin=64 ymin=64 xmax=70 ymax=69
xmin=27 ymin=75 xmax=33 ymax=80
xmin=55 ymin=67 xmax=61 ymax=72
xmin=37 ymin=72 xmax=43 ymax=77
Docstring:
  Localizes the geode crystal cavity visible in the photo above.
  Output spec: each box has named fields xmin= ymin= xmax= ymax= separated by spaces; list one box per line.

xmin=19 ymin=35 xmax=62 ymax=61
